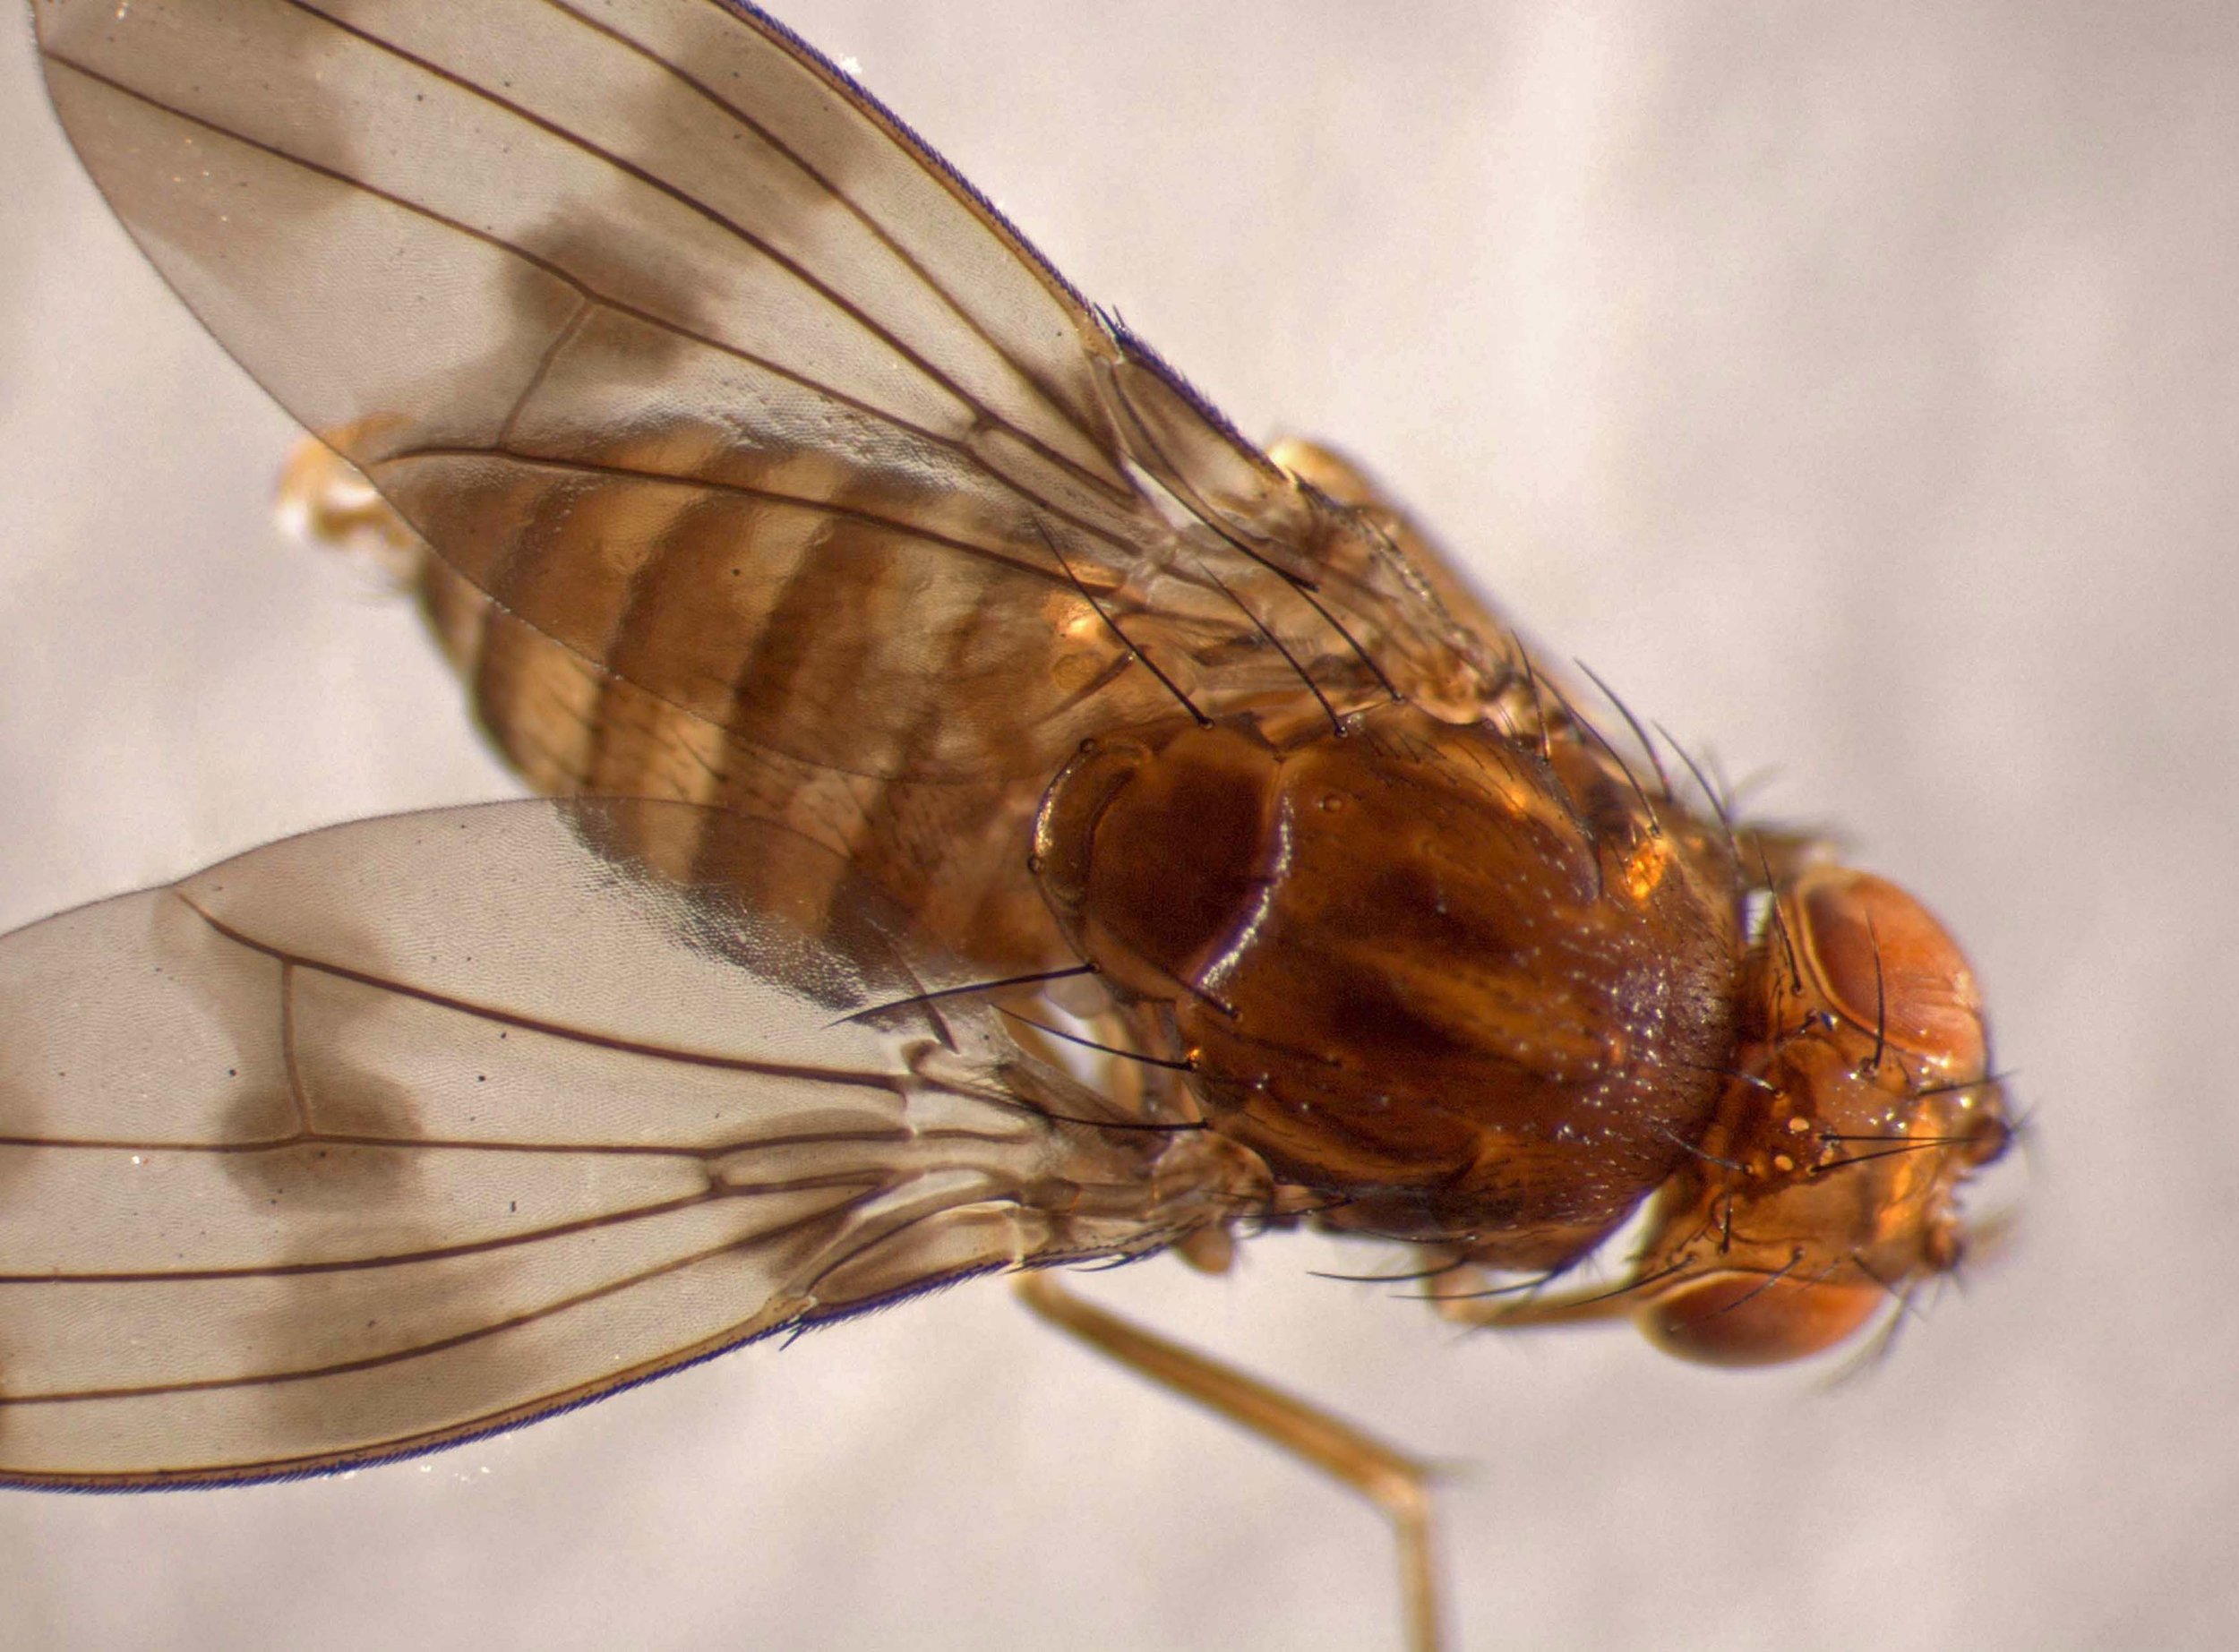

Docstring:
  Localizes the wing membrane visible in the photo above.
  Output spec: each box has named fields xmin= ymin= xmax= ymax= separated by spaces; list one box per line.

xmin=0 ymin=799 xmax=1255 ymax=1485
xmin=34 ymin=0 xmax=1529 ymax=969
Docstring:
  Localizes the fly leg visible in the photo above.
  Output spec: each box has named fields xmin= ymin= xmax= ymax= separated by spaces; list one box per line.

xmin=1013 ymin=1271 xmax=1445 ymax=1652
xmin=275 ymin=437 xmax=425 ymax=583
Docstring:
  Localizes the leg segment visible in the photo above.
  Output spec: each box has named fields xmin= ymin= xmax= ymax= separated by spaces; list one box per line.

xmin=1014 ymin=1271 xmax=1445 ymax=1652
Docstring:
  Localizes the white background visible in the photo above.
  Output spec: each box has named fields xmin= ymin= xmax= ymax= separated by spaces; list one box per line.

xmin=3 ymin=3 xmax=2234 ymax=1648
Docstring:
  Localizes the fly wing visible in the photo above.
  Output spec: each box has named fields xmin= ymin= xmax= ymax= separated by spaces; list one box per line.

xmin=0 ymin=799 xmax=1255 ymax=1487
xmin=31 ymin=0 xmax=1530 ymax=970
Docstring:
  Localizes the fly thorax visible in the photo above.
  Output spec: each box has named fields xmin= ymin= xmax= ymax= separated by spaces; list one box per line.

xmin=1032 ymin=703 xmax=1742 ymax=1263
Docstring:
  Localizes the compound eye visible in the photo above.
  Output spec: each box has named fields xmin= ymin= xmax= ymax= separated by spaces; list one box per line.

xmin=1640 ymin=1271 xmax=1883 ymax=1366
xmin=1793 ymin=869 xmax=1986 ymax=1073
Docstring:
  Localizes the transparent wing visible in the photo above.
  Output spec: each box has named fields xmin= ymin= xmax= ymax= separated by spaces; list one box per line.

xmin=32 ymin=0 xmax=1530 ymax=969
xmin=0 ymin=799 xmax=1256 ymax=1486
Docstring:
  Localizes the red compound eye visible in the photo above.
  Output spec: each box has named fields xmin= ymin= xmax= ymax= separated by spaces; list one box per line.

xmin=1640 ymin=1271 xmax=1883 ymax=1366
xmin=1793 ymin=869 xmax=1987 ymax=1074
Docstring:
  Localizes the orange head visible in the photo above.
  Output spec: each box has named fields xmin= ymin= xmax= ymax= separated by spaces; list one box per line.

xmin=1629 ymin=867 xmax=2012 ymax=1365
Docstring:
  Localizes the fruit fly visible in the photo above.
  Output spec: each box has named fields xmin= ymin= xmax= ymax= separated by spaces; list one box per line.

xmin=4 ymin=4 xmax=2011 ymax=1647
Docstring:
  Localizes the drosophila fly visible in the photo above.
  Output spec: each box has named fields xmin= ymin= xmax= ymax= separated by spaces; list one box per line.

xmin=4 ymin=4 xmax=2011 ymax=1648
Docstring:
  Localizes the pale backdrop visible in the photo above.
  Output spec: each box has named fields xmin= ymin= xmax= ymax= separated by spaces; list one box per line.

xmin=3 ymin=4 xmax=2233 ymax=1648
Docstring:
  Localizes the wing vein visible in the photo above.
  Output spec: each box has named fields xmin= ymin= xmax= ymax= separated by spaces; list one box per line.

xmin=545 ymin=0 xmax=1120 ymax=481
xmin=0 ymin=1187 xmax=890 ymax=1404
xmin=171 ymin=890 xmax=916 ymax=1091
xmin=274 ymin=0 xmax=1128 ymax=502
xmin=46 ymin=43 xmax=1137 ymax=555
xmin=386 ymin=445 xmax=1072 ymax=586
